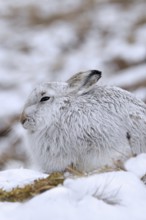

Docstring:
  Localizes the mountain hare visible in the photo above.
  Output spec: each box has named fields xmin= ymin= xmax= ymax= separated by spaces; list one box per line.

xmin=21 ymin=70 xmax=146 ymax=173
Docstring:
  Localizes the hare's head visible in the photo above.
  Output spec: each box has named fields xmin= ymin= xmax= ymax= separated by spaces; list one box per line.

xmin=20 ymin=70 xmax=101 ymax=132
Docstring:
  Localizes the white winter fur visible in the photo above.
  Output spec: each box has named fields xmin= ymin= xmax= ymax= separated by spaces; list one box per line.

xmin=21 ymin=70 xmax=146 ymax=173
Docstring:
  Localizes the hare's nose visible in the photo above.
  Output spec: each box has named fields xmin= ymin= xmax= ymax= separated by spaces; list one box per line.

xmin=20 ymin=112 xmax=27 ymax=125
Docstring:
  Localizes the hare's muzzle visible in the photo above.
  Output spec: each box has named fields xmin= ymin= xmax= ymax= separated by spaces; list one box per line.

xmin=20 ymin=111 xmax=27 ymax=125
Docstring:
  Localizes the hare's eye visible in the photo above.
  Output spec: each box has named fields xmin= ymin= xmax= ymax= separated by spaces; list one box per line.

xmin=40 ymin=96 xmax=50 ymax=102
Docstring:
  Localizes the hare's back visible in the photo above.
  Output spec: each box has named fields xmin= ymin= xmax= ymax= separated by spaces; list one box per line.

xmin=90 ymin=86 xmax=146 ymax=114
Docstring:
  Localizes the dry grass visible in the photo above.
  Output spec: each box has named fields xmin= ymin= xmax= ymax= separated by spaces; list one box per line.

xmin=0 ymin=172 xmax=64 ymax=202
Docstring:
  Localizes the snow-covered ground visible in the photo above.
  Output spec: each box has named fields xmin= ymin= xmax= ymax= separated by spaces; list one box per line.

xmin=0 ymin=154 xmax=146 ymax=220
xmin=0 ymin=0 xmax=146 ymax=219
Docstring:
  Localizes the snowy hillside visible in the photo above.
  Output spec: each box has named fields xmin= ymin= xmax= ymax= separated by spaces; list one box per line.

xmin=0 ymin=0 xmax=146 ymax=219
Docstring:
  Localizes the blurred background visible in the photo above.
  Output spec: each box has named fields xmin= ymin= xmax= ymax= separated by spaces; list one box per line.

xmin=0 ymin=0 xmax=146 ymax=170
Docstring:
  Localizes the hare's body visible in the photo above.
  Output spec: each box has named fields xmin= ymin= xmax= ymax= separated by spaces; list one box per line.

xmin=21 ymin=70 xmax=146 ymax=173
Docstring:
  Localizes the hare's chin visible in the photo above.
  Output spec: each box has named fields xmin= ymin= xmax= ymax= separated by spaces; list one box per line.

xmin=22 ymin=119 xmax=37 ymax=131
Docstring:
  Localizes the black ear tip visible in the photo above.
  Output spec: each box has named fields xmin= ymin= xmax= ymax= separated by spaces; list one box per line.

xmin=91 ymin=70 xmax=102 ymax=76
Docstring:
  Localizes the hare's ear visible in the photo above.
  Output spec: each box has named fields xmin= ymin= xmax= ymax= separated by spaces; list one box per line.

xmin=67 ymin=70 xmax=102 ymax=93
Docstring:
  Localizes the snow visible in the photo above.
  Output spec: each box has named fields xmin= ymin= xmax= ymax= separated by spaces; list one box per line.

xmin=0 ymin=1 xmax=146 ymax=219
xmin=0 ymin=154 xmax=146 ymax=220
xmin=125 ymin=154 xmax=146 ymax=178
xmin=0 ymin=169 xmax=47 ymax=191
xmin=108 ymin=64 xmax=146 ymax=87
